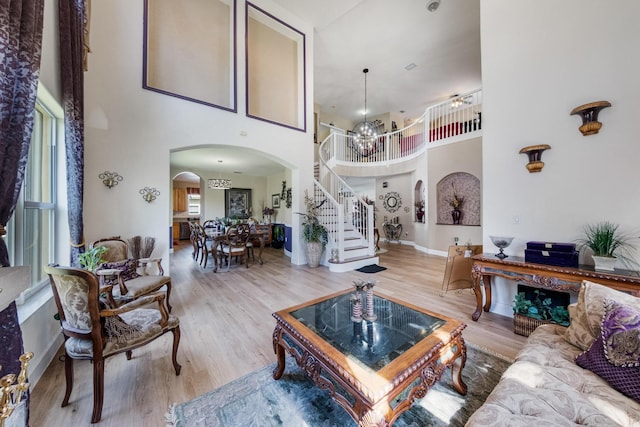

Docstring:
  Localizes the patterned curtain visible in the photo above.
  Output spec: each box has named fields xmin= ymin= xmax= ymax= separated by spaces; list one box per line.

xmin=0 ymin=2 xmax=45 ymax=425
xmin=59 ymin=0 xmax=86 ymax=266
xmin=0 ymin=0 xmax=45 ymax=267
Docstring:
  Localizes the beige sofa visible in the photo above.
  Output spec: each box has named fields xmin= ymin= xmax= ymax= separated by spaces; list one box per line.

xmin=467 ymin=280 xmax=640 ymax=426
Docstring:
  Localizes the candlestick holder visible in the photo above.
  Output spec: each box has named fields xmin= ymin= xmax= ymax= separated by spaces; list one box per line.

xmin=363 ymin=280 xmax=377 ymax=321
xmin=0 ymin=352 xmax=33 ymax=427
xmin=350 ymin=293 xmax=363 ymax=322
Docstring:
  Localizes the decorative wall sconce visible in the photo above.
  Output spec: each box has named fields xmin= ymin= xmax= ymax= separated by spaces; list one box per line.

xmin=139 ymin=187 xmax=160 ymax=203
xmin=570 ymin=101 xmax=611 ymax=136
xmin=520 ymin=144 xmax=551 ymax=173
xmin=0 ymin=351 xmax=33 ymax=427
xmin=99 ymin=171 xmax=123 ymax=188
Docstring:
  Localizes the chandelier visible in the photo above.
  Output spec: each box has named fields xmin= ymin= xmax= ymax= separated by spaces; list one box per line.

xmin=208 ymin=160 xmax=232 ymax=190
xmin=351 ymin=68 xmax=380 ymax=157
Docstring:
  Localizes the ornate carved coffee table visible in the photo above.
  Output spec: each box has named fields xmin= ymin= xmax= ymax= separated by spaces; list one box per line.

xmin=272 ymin=289 xmax=467 ymax=426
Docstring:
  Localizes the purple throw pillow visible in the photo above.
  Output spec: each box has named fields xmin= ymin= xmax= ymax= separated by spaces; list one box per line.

xmin=576 ymin=299 xmax=640 ymax=402
xmin=99 ymin=258 xmax=140 ymax=286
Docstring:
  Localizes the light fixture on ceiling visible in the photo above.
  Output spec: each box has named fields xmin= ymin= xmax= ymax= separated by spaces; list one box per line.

xmin=426 ymin=0 xmax=441 ymax=12
xmin=350 ymin=68 xmax=381 ymax=157
xmin=450 ymin=94 xmax=468 ymax=108
xmin=208 ymin=160 xmax=232 ymax=190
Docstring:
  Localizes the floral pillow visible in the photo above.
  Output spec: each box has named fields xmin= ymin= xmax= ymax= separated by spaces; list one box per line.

xmin=576 ymin=299 xmax=640 ymax=402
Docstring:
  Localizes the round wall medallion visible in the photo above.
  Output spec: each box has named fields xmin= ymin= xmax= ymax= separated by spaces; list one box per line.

xmin=383 ymin=191 xmax=402 ymax=213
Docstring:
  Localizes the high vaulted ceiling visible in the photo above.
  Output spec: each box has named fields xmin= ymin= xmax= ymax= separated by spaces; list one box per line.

xmin=171 ymin=0 xmax=481 ymax=179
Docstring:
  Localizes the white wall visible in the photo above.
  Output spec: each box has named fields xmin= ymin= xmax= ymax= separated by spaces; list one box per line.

xmin=83 ymin=0 xmax=314 ymax=267
xmin=481 ymin=0 xmax=640 ymax=315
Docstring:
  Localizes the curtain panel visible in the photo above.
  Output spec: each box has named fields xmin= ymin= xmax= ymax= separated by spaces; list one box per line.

xmin=59 ymin=0 xmax=86 ymax=265
xmin=0 ymin=0 xmax=45 ymax=267
xmin=0 ymin=2 xmax=45 ymax=425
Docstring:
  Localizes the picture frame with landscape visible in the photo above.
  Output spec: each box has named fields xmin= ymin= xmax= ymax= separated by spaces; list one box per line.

xmin=272 ymin=194 xmax=280 ymax=208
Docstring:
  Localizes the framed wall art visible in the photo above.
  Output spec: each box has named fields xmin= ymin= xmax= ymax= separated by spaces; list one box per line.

xmin=272 ymin=193 xmax=280 ymax=208
xmin=225 ymin=188 xmax=252 ymax=219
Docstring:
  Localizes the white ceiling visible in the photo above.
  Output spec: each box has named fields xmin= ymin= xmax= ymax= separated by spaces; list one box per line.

xmin=171 ymin=0 xmax=481 ymax=180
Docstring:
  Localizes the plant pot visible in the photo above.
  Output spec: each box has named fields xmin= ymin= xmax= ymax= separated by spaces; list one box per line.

xmin=592 ymin=255 xmax=617 ymax=271
xmin=305 ymin=241 xmax=324 ymax=268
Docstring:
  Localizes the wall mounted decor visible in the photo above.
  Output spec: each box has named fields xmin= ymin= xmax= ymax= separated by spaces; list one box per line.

xmin=519 ymin=144 xmax=551 ymax=173
xmin=281 ymin=180 xmax=292 ymax=208
xmin=140 ymin=187 xmax=160 ymax=203
xmin=436 ymin=172 xmax=481 ymax=225
xmin=570 ymin=100 xmax=611 ymax=136
xmin=383 ymin=191 xmax=402 ymax=213
xmin=99 ymin=171 xmax=123 ymax=188
xmin=225 ymin=188 xmax=252 ymax=219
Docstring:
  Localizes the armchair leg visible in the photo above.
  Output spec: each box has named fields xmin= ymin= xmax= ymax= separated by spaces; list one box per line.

xmin=126 ymin=350 xmax=132 ymax=360
xmin=165 ymin=282 xmax=173 ymax=312
xmin=62 ymin=353 xmax=73 ymax=407
xmin=171 ymin=326 xmax=182 ymax=375
xmin=91 ymin=359 xmax=105 ymax=423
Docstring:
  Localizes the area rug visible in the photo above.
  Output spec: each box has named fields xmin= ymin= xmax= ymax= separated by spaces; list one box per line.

xmin=166 ymin=344 xmax=511 ymax=427
xmin=356 ymin=264 xmax=387 ymax=273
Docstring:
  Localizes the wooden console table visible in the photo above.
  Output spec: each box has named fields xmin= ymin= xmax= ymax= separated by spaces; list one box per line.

xmin=470 ymin=253 xmax=640 ymax=321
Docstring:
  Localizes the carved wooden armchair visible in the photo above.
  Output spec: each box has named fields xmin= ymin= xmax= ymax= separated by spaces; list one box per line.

xmin=217 ymin=223 xmax=251 ymax=271
xmin=90 ymin=237 xmax=173 ymax=311
xmin=44 ymin=265 xmax=181 ymax=423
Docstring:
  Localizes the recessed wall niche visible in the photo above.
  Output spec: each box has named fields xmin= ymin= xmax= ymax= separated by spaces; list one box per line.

xmin=436 ymin=172 xmax=480 ymax=225
xmin=143 ymin=0 xmax=237 ymax=111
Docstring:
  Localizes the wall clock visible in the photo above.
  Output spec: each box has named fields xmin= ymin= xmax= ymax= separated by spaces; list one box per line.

xmin=383 ymin=191 xmax=402 ymax=213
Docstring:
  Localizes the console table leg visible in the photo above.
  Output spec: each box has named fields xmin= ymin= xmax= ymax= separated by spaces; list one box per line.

xmin=482 ymin=274 xmax=492 ymax=312
xmin=472 ymin=275 xmax=483 ymax=321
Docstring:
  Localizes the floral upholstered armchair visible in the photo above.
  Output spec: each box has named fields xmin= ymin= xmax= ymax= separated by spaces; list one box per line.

xmin=44 ymin=265 xmax=181 ymax=423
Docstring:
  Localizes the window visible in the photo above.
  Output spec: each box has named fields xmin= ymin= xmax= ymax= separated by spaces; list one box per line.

xmin=188 ymin=194 xmax=200 ymax=215
xmin=7 ymin=85 xmax=60 ymax=302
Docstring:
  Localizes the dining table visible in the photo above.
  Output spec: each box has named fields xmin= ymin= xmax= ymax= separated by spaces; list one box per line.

xmin=205 ymin=228 xmax=268 ymax=272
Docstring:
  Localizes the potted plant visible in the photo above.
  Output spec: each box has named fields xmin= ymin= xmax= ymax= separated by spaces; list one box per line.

xmin=576 ymin=221 xmax=636 ymax=271
xmin=513 ymin=289 xmax=570 ymax=336
xmin=78 ymin=246 xmax=108 ymax=272
xmin=272 ymin=224 xmax=285 ymax=249
xmin=297 ymin=190 xmax=328 ymax=267
xmin=415 ymin=200 xmax=425 ymax=222
xmin=448 ymin=186 xmax=464 ymax=224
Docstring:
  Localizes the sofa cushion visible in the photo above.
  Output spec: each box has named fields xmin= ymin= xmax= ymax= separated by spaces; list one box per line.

xmin=576 ymin=299 xmax=640 ymax=403
xmin=564 ymin=280 xmax=640 ymax=351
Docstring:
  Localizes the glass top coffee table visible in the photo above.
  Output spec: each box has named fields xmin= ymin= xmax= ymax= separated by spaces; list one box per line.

xmin=272 ymin=289 xmax=467 ymax=426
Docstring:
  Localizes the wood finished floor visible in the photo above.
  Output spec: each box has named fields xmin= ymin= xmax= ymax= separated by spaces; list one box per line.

xmin=30 ymin=241 xmax=526 ymax=427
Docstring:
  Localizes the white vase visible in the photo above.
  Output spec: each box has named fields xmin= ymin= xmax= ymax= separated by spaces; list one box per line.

xmin=305 ymin=242 xmax=324 ymax=268
xmin=592 ymin=255 xmax=617 ymax=271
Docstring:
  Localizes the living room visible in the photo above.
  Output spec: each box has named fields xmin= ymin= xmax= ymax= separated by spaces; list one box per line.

xmin=3 ymin=0 xmax=640 ymax=426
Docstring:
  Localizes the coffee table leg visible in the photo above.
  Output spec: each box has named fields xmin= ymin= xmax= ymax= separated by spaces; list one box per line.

xmin=272 ymin=326 xmax=286 ymax=380
xmin=451 ymin=342 xmax=468 ymax=395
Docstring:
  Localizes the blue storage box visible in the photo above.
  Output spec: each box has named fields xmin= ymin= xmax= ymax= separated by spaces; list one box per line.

xmin=526 ymin=241 xmax=576 ymax=253
xmin=524 ymin=248 xmax=579 ymax=268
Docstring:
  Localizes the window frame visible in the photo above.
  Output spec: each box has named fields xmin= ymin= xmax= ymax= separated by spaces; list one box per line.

xmin=8 ymin=82 xmax=63 ymax=304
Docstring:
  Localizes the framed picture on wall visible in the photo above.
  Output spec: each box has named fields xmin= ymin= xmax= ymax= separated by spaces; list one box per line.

xmin=225 ymin=188 xmax=252 ymax=219
xmin=272 ymin=193 xmax=280 ymax=208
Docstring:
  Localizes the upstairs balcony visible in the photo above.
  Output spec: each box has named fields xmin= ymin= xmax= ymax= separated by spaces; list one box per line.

xmin=321 ymin=88 xmax=482 ymax=167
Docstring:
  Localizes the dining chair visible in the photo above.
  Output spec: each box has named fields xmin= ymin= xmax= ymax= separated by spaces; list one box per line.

xmin=218 ymin=223 xmax=251 ymax=271
xmin=44 ymin=265 xmax=181 ymax=423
